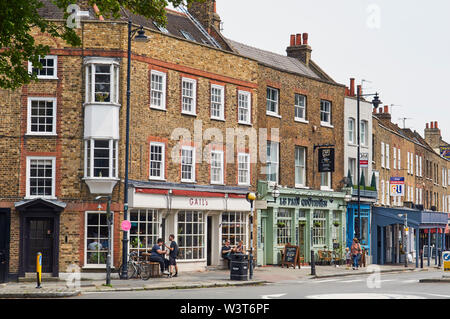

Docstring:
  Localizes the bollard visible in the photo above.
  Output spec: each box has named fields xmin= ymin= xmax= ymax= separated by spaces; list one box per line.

xmin=36 ymin=252 xmax=42 ymax=289
xmin=420 ymin=250 xmax=423 ymax=269
xmin=311 ymin=250 xmax=316 ymax=276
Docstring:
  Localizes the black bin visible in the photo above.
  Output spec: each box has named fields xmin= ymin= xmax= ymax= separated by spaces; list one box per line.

xmin=230 ymin=253 xmax=248 ymax=281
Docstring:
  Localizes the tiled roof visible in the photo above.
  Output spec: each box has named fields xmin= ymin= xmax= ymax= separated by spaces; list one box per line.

xmin=227 ymin=39 xmax=325 ymax=81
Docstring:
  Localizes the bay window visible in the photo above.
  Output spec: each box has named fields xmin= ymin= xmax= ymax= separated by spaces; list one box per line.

xmin=85 ymin=59 xmax=119 ymax=104
xmin=84 ymin=139 xmax=118 ymax=179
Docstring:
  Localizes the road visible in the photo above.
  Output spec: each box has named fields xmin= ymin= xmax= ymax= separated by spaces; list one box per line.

xmin=69 ymin=270 xmax=450 ymax=299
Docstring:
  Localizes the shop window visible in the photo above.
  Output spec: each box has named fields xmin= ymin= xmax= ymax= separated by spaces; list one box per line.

xmin=221 ymin=212 xmax=247 ymax=246
xmin=177 ymin=211 xmax=205 ymax=260
xmin=129 ymin=209 xmax=160 ymax=254
xmin=313 ymin=210 xmax=327 ymax=246
xmin=277 ymin=209 xmax=292 ymax=245
xmin=85 ymin=211 xmax=113 ymax=266
xmin=332 ymin=211 xmax=341 ymax=242
xmin=360 ymin=215 xmax=369 ymax=245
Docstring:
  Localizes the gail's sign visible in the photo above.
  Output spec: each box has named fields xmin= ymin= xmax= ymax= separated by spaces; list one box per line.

xmin=279 ymin=197 xmax=329 ymax=208
xmin=189 ymin=198 xmax=209 ymax=207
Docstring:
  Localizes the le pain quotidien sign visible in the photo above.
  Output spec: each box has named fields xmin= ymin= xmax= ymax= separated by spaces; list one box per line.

xmin=278 ymin=197 xmax=333 ymax=208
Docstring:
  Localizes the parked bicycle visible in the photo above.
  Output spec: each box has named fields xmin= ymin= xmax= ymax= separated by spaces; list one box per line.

xmin=118 ymin=251 xmax=151 ymax=280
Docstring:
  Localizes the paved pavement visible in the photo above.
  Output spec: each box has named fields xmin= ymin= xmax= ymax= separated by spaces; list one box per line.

xmin=0 ymin=264 xmax=442 ymax=298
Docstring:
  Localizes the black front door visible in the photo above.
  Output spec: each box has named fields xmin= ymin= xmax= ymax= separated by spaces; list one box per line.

xmin=207 ymin=216 xmax=212 ymax=266
xmin=0 ymin=210 xmax=9 ymax=283
xmin=26 ymin=218 xmax=54 ymax=273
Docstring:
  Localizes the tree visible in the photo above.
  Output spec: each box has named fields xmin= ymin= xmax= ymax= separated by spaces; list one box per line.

xmin=0 ymin=0 xmax=203 ymax=90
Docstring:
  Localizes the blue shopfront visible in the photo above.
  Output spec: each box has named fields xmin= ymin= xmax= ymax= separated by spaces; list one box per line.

xmin=372 ymin=206 xmax=448 ymax=266
xmin=346 ymin=203 xmax=371 ymax=251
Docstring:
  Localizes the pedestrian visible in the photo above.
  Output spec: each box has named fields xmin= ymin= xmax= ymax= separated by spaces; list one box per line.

xmin=165 ymin=234 xmax=179 ymax=277
xmin=351 ymin=238 xmax=362 ymax=270
xmin=234 ymin=240 xmax=245 ymax=254
xmin=221 ymin=239 xmax=233 ymax=269
xmin=150 ymin=238 xmax=169 ymax=275
xmin=345 ymin=247 xmax=351 ymax=269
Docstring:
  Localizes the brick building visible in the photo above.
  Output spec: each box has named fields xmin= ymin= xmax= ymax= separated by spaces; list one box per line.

xmin=371 ymin=107 xmax=448 ymax=265
xmin=0 ymin=0 xmax=263 ymax=281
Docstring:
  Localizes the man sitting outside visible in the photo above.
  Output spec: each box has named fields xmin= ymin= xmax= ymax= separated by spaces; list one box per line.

xmin=150 ymin=238 xmax=169 ymax=275
xmin=221 ymin=239 xmax=233 ymax=269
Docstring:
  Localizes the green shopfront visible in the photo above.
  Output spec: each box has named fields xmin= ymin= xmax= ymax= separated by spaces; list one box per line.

xmin=256 ymin=181 xmax=350 ymax=266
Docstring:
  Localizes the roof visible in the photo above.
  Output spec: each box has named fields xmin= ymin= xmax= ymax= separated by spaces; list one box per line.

xmin=227 ymin=39 xmax=333 ymax=82
xmin=37 ymin=1 xmax=227 ymax=51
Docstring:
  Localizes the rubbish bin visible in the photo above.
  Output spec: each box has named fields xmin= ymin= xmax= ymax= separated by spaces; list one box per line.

xmin=230 ymin=253 xmax=248 ymax=281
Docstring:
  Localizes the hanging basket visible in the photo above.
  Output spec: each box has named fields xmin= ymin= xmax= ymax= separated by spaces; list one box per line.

xmin=333 ymin=222 xmax=340 ymax=227
xmin=277 ymin=221 xmax=286 ymax=228
xmin=313 ymin=222 xmax=321 ymax=227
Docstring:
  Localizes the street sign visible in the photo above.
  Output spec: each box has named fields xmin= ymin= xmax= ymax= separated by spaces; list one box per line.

xmin=360 ymin=153 xmax=369 ymax=168
xmin=443 ymin=251 xmax=450 ymax=273
xmin=390 ymin=177 xmax=405 ymax=197
xmin=121 ymin=220 xmax=131 ymax=231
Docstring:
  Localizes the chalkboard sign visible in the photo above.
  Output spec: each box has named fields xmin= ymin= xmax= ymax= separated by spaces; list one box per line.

xmin=281 ymin=244 xmax=299 ymax=269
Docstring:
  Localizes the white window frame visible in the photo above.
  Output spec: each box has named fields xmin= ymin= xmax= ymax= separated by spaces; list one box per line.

xmin=181 ymin=146 xmax=196 ymax=183
xmin=277 ymin=209 xmax=293 ymax=246
xmin=84 ymin=139 xmax=118 ymax=179
xmin=348 ymin=118 xmax=356 ymax=144
xmin=84 ymin=211 xmax=114 ymax=268
xmin=416 ymin=155 xmax=419 ymax=176
xmin=238 ymin=90 xmax=251 ymax=125
xmin=381 ymin=142 xmax=385 ymax=168
xmin=210 ymin=84 xmax=225 ymax=120
xmin=312 ymin=211 xmax=327 ymax=247
xmin=398 ymin=149 xmax=401 ymax=170
xmin=266 ymin=141 xmax=279 ymax=183
xmin=210 ymin=150 xmax=224 ymax=185
xmin=420 ymin=156 xmax=423 ymax=177
xmin=360 ymin=120 xmax=368 ymax=146
xmin=221 ymin=212 xmax=248 ymax=247
xmin=27 ymin=97 xmax=57 ymax=135
xmin=150 ymin=70 xmax=167 ymax=110
xmin=385 ymin=181 xmax=390 ymax=206
xmin=407 ymin=152 xmax=410 ymax=174
xmin=28 ymin=55 xmax=58 ymax=80
xmin=294 ymin=94 xmax=307 ymax=122
xmin=393 ymin=147 xmax=397 ymax=169
xmin=386 ymin=144 xmax=390 ymax=169
xmin=381 ymin=180 xmax=385 ymax=205
xmin=237 ymin=153 xmax=250 ymax=186
xmin=26 ymin=156 xmax=56 ymax=199
xmin=149 ymin=142 xmax=165 ymax=180
xmin=176 ymin=211 xmax=205 ymax=261
xmin=295 ymin=146 xmax=306 ymax=188
xmin=84 ymin=59 xmax=120 ymax=104
xmin=320 ymin=172 xmax=332 ymax=191
xmin=266 ymin=87 xmax=279 ymax=117
xmin=129 ymin=209 xmax=161 ymax=255
xmin=181 ymin=77 xmax=197 ymax=115
xmin=320 ymin=100 xmax=332 ymax=126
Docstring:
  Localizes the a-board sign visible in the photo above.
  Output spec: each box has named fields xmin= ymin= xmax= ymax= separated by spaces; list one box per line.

xmin=281 ymin=244 xmax=299 ymax=269
xmin=443 ymin=251 xmax=450 ymax=273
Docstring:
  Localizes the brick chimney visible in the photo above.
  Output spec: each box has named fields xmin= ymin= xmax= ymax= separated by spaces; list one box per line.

xmin=286 ymin=33 xmax=312 ymax=67
xmin=375 ymin=105 xmax=391 ymax=121
xmin=349 ymin=78 xmax=355 ymax=97
xmin=424 ymin=121 xmax=442 ymax=150
xmin=188 ymin=0 xmax=221 ymax=33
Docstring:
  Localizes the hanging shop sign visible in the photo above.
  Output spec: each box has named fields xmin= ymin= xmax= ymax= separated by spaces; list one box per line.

xmin=318 ymin=148 xmax=335 ymax=172
xmin=390 ymin=177 xmax=405 ymax=197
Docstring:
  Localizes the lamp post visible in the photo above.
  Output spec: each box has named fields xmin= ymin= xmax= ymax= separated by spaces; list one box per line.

xmin=246 ymin=192 xmax=257 ymax=279
xmin=398 ymin=213 xmax=408 ymax=267
xmin=355 ymin=85 xmax=382 ymax=240
xmin=121 ymin=20 xmax=148 ymax=280
xmin=95 ymin=195 xmax=112 ymax=285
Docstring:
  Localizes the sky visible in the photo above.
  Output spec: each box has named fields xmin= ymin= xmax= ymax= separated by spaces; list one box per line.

xmin=213 ymin=0 xmax=450 ymax=143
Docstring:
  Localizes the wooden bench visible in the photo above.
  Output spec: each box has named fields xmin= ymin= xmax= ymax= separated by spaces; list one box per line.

xmin=142 ymin=252 xmax=162 ymax=278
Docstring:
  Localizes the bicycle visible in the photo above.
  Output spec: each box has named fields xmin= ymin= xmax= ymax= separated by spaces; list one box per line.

xmin=118 ymin=251 xmax=151 ymax=280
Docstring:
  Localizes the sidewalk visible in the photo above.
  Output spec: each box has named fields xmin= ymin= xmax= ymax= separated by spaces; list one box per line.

xmin=0 ymin=264 xmax=439 ymax=298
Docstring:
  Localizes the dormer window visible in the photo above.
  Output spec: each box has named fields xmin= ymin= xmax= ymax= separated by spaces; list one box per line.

xmin=153 ymin=21 xmax=169 ymax=34
xmin=180 ymin=30 xmax=195 ymax=41
xmin=84 ymin=58 xmax=119 ymax=104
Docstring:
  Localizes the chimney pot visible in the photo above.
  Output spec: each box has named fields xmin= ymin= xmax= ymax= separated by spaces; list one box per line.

xmin=435 ymin=121 xmax=438 ymax=129
xmin=357 ymin=85 xmax=362 ymax=96
xmin=426 ymin=123 xmax=429 ymax=129
xmin=350 ymin=78 xmax=355 ymax=96
xmin=378 ymin=107 xmax=382 ymax=113
xmin=431 ymin=122 xmax=434 ymax=129
xmin=302 ymin=33 xmax=308 ymax=45
xmin=384 ymin=105 xmax=389 ymax=113
xmin=295 ymin=34 xmax=302 ymax=46
xmin=290 ymin=35 xmax=295 ymax=46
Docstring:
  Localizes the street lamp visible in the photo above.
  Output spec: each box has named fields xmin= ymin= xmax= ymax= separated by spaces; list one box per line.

xmin=355 ymin=84 xmax=382 ymax=240
xmin=122 ymin=21 xmax=149 ymax=280
xmin=95 ymin=195 xmax=112 ymax=285
xmin=267 ymin=184 xmax=280 ymax=203
xmin=246 ymin=192 xmax=257 ymax=279
xmin=397 ymin=213 xmax=408 ymax=268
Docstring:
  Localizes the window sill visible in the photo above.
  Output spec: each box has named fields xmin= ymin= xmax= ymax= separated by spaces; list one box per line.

xmin=150 ymin=106 xmax=167 ymax=111
xmin=295 ymin=185 xmax=309 ymax=189
xmin=211 ymin=182 xmax=225 ymax=186
xmin=181 ymin=111 xmax=197 ymax=117
xmin=320 ymin=122 xmax=334 ymax=128
xmin=149 ymin=178 xmax=166 ymax=182
xmin=320 ymin=187 xmax=334 ymax=192
xmin=181 ymin=180 xmax=197 ymax=184
xmin=82 ymin=265 xmax=115 ymax=270
xmin=84 ymin=102 xmax=120 ymax=107
xmin=238 ymin=121 xmax=252 ymax=126
xmin=25 ymin=133 xmax=57 ymax=137
xmin=25 ymin=196 xmax=57 ymax=200
xmin=294 ymin=118 xmax=309 ymax=124
xmin=211 ymin=117 xmax=225 ymax=122
xmin=266 ymin=112 xmax=282 ymax=119
xmin=36 ymin=76 xmax=59 ymax=80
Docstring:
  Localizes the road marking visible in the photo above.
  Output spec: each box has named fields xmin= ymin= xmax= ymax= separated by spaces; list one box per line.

xmin=340 ymin=279 xmax=364 ymax=283
xmin=307 ymin=293 xmax=425 ymax=299
xmin=261 ymin=293 xmax=286 ymax=299
xmin=313 ymin=279 xmax=340 ymax=283
xmin=423 ymin=293 xmax=450 ymax=298
xmin=401 ymin=280 xmax=417 ymax=284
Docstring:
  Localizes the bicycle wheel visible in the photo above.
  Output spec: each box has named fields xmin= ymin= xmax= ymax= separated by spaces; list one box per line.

xmin=140 ymin=263 xmax=151 ymax=281
xmin=119 ymin=261 xmax=137 ymax=279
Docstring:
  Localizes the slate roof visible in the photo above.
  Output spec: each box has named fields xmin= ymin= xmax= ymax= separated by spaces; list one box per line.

xmin=227 ymin=39 xmax=333 ymax=82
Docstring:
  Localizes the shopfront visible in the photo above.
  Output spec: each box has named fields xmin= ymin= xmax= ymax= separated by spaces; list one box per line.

xmin=256 ymin=181 xmax=349 ymax=266
xmin=128 ymin=181 xmax=251 ymax=271
xmin=372 ymin=206 xmax=448 ymax=266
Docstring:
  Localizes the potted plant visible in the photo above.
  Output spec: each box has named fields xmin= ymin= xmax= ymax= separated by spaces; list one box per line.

xmin=277 ymin=221 xmax=286 ymax=228
xmin=299 ymin=221 xmax=306 ymax=227
xmin=314 ymin=221 xmax=321 ymax=227
xmin=333 ymin=221 xmax=340 ymax=227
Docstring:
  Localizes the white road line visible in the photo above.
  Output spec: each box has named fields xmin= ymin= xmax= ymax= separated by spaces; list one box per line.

xmin=340 ymin=279 xmax=364 ymax=283
xmin=401 ymin=280 xmax=417 ymax=284
xmin=313 ymin=279 xmax=340 ymax=283
xmin=423 ymin=293 xmax=450 ymax=298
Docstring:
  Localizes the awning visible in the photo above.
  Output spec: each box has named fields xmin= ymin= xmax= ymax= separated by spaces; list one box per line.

xmin=372 ymin=206 xmax=448 ymax=229
xmin=14 ymin=198 xmax=66 ymax=212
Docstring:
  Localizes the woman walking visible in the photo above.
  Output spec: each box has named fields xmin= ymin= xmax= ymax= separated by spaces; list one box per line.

xmin=351 ymin=238 xmax=362 ymax=270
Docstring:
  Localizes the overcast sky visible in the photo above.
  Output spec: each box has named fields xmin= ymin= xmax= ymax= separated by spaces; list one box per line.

xmin=215 ymin=0 xmax=450 ymax=143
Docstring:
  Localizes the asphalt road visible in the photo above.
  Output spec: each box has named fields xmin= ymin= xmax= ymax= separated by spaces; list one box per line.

xmin=68 ymin=270 xmax=449 ymax=299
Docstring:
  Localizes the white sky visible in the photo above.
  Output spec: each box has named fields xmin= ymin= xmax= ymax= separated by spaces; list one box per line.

xmin=213 ymin=0 xmax=450 ymax=143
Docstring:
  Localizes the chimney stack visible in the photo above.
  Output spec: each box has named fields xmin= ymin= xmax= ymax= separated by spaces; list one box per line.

xmin=424 ymin=121 xmax=442 ymax=151
xmin=286 ymin=33 xmax=312 ymax=67
xmin=189 ymin=0 xmax=221 ymax=32
xmin=375 ymin=105 xmax=391 ymax=121
xmin=426 ymin=123 xmax=429 ymax=129
xmin=349 ymin=78 xmax=355 ymax=97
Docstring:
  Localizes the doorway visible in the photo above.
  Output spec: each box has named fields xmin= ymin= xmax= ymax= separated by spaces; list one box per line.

xmin=299 ymin=223 xmax=306 ymax=260
xmin=207 ymin=216 xmax=212 ymax=266
xmin=25 ymin=217 xmax=54 ymax=273
xmin=261 ymin=217 xmax=267 ymax=265
xmin=0 ymin=209 xmax=10 ymax=283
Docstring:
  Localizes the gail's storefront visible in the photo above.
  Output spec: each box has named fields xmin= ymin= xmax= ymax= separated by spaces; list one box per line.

xmin=128 ymin=181 xmax=251 ymax=271
xmin=256 ymin=181 xmax=349 ymax=266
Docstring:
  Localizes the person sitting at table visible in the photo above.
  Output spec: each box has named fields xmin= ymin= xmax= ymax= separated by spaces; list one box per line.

xmin=221 ymin=239 xmax=233 ymax=269
xmin=149 ymin=238 xmax=169 ymax=275
xmin=233 ymin=240 xmax=245 ymax=254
